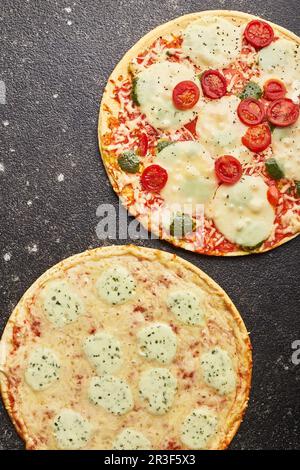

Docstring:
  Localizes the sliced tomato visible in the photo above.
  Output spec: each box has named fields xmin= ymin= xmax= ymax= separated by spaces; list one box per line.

xmin=266 ymin=98 xmax=299 ymax=127
xmin=244 ymin=20 xmax=274 ymax=49
xmin=267 ymin=185 xmax=280 ymax=206
xmin=215 ymin=156 xmax=242 ymax=184
xmin=184 ymin=117 xmax=198 ymax=136
xmin=138 ymin=133 xmax=148 ymax=156
xmin=242 ymin=123 xmax=271 ymax=152
xmin=264 ymin=79 xmax=287 ymax=101
xmin=201 ymin=70 xmax=227 ymax=99
xmin=172 ymin=81 xmax=200 ymax=110
xmin=237 ymin=98 xmax=265 ymax=126
xmin=141 ymin=164 xmax=168 ymax=192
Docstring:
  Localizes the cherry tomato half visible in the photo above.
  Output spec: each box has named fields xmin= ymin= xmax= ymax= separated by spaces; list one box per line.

xmin=184 ymin=117 xmax=198 ymax=136
xmin=244 ymin=20 xmax=274 ymax=49
xmin=267 ymin=185 xmax=280 ymax=206
xmin=201 ymin=70 xmax=227 ymax=99
xmin=141 ymin=164 xmax=168 ymax=193
xmin=264 ymin=79 xmax=287 ymax=101
xmin=242 ymin=123 xmax=271 ymax=153
xmin=172 ymin=81 xmax=200 ymax=110
xmin=215 ymin=155 xmax=243 ymax=184
xmin=237 ymin=98 xmax=265 ymax=126
xmin=266 ymin=98 xmax=299 ymax=127
xmin=138 ymin=133 xmax=148 ymax=156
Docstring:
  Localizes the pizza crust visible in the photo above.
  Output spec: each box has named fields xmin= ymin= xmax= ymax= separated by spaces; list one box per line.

xmin=98 ymin=10 xmax=300 ymax=256
xmin=0 ymin=245 xmax=252 ymax=449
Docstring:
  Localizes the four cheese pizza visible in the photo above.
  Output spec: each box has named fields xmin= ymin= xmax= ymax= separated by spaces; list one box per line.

xmin=99 ymin=11 xmax=300 ymax=255
xmin=0 ymin=246 xmax=251 ymax=450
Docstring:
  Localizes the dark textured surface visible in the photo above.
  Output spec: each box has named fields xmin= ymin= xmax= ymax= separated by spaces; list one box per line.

xmin=0 ymin=0 xmax=299 ymax=450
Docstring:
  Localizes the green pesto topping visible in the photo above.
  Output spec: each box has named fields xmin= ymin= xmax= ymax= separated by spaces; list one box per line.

xmin=118 ymin=151 xmax=140 ymax=173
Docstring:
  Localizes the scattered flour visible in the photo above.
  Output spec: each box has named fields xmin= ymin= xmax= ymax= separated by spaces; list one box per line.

xmin=27 ymin=243 xmax=38 ymax=254
xmin=3 ymin=252 xmax=11 ymax=262
xmin=57 ymin=173 xmax=64 ymax=182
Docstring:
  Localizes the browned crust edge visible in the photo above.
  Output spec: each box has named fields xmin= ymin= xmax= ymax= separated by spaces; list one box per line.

xmin=98 ymin=10 xmax=300 ymax=257
xmin=0 ymin=244 xmax=252 ymax=450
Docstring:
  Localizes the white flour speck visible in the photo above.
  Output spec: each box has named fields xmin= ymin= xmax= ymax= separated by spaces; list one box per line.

xmin=2 ymin=120 xmax=9 ymax=127
xmin=64 ymin=7 xmax=72 ymax=13
xmin=27 ymin=200 xmax=33 ymax=206
xmin=67 ymin=20 xmax=73 ymax=26
xmin=4 ymin=252 xmax=11 ymax=262
xmin=26 ymin=180 xmax=30 ymax=186
xmin=57 ymin=173 xmax=64 ymax=182
xmin=10 ymin=148 xmax=15 ymax=153
xmin=0 ymin=162 xmax=4 ymax=172
xmin=53 ymin=93 xmax=58 ymax=99
xmin=27 ymin=243 xmax=38 ymax=254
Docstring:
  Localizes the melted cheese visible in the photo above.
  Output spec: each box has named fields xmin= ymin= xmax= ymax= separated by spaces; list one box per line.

xmin=88 ymin=375 xmax=133 ymax=415
xmin=211 ymin=175 xmax=275 ymax=247
xmin=272 ymin=122 xmax=300 ymax=180
xmin=200 ymin=347 xmax=236 ymax=395
xmin=182 ymin=16 xmax=241 ymax=69
xmin=42 ymin=280 xmax=83 ymax=327
xmin=135 ymin=61 xmax=199 ymax=131
xmin=97 ymin=266 xmax=136 ymax=305
xmin=112 ymin=428 xmax=151 ymax=450
xmin=25 ymin=347 xmax=60 ymax=391
xmin=83 ymin=332 xmax=122 ymax=375
xmin=180 ymin=407 xmax=217 ymax=449
xmin=53 ymin=409 xmax=92 ymax=450
xmin=258 ymin=39 xmax=300 ymax=82
xmin=137 ymin=323 xmax=177 ymax=364
xmin=196 ymin=96 xmax=247 ymax=156
xmin=167 ymin=290 xmax=205 ymax=326
xmin=139 ymin=367 xmax=177 ymax=415
xmin=155 ymin=141 xmax=218 ymax=212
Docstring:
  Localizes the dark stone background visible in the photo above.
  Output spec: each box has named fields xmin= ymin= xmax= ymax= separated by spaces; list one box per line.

xmin=0 ymin=0 xmax=299 ymax=450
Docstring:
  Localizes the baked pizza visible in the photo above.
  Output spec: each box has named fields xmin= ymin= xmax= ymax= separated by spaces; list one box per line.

xmin=0 ymin=245 xmax=251 ymax=450
xmin=99 ymin=11 xmax=300 ymax=255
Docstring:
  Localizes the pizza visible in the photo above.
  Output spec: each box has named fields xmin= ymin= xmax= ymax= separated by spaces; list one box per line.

xmin=99 ymin=11 xmax=300 ymax=255
xmin=0 ymin=245 xmax=251 ymax=450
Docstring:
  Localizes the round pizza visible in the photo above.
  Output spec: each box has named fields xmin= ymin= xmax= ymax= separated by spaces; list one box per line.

xmin=99 ymin=11 xmax=300 ymax=255
xmin=0 ymin=245 xmax=251 ymax=450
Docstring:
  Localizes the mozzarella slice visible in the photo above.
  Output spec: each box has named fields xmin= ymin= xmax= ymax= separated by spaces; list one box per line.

xmin=258 ymin=38 xmax=300 ymax=82
xmin=25 ymin=347 xmax=60 ymax=391
xmin=167 ymin=290 xmax=205 ymax=326
xmin=155 ymin=141 xmax=218 ymax=212
xmin=139 ymin=367 xmax=177 ymax=415
xmin=211 ymin=175 xmax=275 ymax=247
xmin=53 ymin=409 xmax=92 ymax=450
xmin=272 ymin=122 xmax=300 ymax=180
xmin=137 ymin=323 xmax=177 ymax=364
xmin=97 ymin=266 xmax=136 ymax=305
xmin=182 ymin=16 xmax=241 ymax=69
xmin=180 ymin=407 xmax=217 ymax=449
xmin=200 ymin=347 xmax=236 ymax=395
xmin=83 ymin=332 xmax=122 ymax=375
xmin=135 ymin=61 xmax=199 ymax=131
xmin=42 ymin=280 xmax=83 ymax=327
xmin=113 ymin=428 xmax=151 ymax=450
xmin=196 ymin=95 xmax=247 ymax=156
xmin=88 ymin=375 xmax=133 ymax=415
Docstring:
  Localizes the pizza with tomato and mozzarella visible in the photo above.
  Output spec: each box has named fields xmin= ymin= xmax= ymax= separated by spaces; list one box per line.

xmin=0 ymin=246 xmax=252 ymax=450
xmin=99 ymin=11 xmax=300 ymax=255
